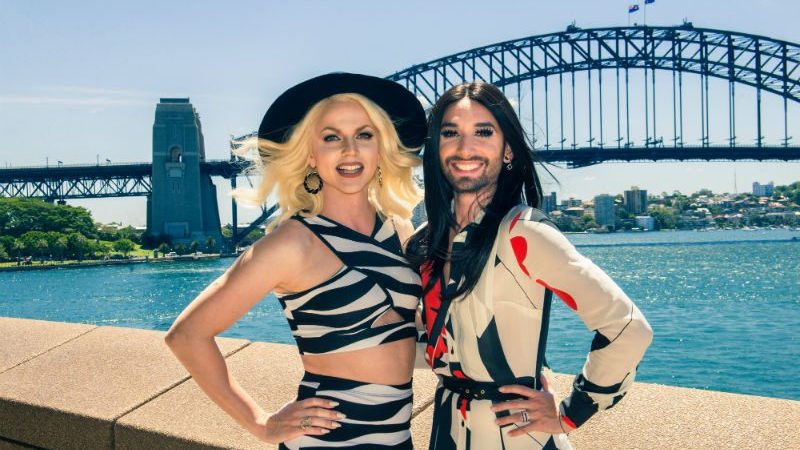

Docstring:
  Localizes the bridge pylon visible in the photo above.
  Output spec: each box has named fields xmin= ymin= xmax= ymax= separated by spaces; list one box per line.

xmin=147 ymin=98 xmax=223 ymax=250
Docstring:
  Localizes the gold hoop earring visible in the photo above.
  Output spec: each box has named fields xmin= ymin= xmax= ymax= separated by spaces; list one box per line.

xmin=376 ymin=166 xmax=383 ymax=187
xmin=303 ymin=170 xmax=323 ymax=194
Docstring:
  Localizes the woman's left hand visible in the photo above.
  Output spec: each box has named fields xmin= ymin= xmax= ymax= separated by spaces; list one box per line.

xmin=490 ymin=374 xmax=564 ymax=437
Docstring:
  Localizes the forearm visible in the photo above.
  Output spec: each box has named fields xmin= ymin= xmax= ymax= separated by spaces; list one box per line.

xmin=165 ymin=333 xmax=267 ymax=436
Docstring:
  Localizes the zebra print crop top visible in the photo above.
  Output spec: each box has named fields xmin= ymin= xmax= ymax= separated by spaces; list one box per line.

xmin=274 ymin=213 xmax=422 ymax=355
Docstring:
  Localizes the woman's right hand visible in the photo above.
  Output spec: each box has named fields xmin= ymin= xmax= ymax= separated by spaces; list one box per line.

xmin=257 ymin=397 xmax=345 ymax=444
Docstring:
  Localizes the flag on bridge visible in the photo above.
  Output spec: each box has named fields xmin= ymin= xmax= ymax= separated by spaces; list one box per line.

xmin=629 ymin=4 xmax=640 ymax=13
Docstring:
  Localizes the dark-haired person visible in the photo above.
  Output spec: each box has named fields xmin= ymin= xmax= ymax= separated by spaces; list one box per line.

xmin=166 ymin=73 xmax=427 ymax=449
xmin=407 ymin=82 xmax=653 ymax=450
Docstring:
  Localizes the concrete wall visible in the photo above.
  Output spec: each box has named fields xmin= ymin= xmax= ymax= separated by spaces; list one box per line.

xmin=0 ymin=317 xmax=797 ymax=449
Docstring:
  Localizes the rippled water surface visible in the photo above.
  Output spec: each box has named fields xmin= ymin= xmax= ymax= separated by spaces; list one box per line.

xmin=1 ymin=229 xmax=798 ymax=399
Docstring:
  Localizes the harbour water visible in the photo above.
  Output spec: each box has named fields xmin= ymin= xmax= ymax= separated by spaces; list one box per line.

xmin=1 ymin=229 xmax=798 ymax=400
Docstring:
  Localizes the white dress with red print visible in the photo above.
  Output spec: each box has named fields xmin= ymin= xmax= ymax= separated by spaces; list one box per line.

xmin=419 ymin=205 xmax=653 ymax=450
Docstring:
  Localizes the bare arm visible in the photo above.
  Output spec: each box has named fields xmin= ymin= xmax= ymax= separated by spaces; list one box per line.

xmin=164 ymin=221 xmax=340 ymax=442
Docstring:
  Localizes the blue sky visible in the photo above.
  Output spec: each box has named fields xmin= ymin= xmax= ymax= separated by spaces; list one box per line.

xmin=1 ymin=0 xmax=798 ymax=226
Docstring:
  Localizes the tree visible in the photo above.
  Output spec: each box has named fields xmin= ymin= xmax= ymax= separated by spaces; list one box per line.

xmin=157 ymin=242 xmax=171 ymax=256
xmin=117 ymin=225 xmax=143 ymax=244
xmin=66 ymin=232 xmax=90 ymax=261
xmin=0 ymin=243 xmax=8 ymax=260
xmin=190 ymin=240 xmax=200 ymax=253
xmin=96 ymin=241 xmax=113 ymax=258
xmin=205 ymin=236 xmax=217 ymax=253
xmin=175 ymin=243 xmax=188 ymax=255
xmin=11 ymin=240 xmax=24 ymax=260
xmin=34 ymin=238 xmax=49 ymax=262
xmin=0 ymin=236 xmax=15 ymax=257
xmin=580 ymin=214 xmax=597 ymax=230
xmin=95 ymin=223 xmax=120 ymax=242
xmin=221 ymin=225 xmax=233 ymax=238
xmin=649 ymin=207 xmax=678 ymax=230
xmin=0 ymin=198 xmax=95 ymax=238
xmin=20 ymin=231 xmax=47 ymax=259
xmin=113 ymin=239 xmax=136 ymax=257
xmin=53 ymin=236 xmax=68 ymax=261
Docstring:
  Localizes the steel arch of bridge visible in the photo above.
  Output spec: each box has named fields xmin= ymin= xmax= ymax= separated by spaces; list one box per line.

xmin=387 ymin=24 xmax=800 ymax=166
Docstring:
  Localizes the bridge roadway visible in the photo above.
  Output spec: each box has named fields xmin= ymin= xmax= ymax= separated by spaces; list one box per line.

xmin=2 ymin=144 xmax=799 ymax=200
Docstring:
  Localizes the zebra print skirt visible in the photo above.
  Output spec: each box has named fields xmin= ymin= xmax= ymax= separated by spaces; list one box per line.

xmin=279 ymin=371 xmax=414 ymax=449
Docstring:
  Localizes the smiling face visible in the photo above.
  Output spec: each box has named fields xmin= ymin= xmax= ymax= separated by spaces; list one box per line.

xmin=438 ymin=98 xmax=512 ymax=197
xmin=308 ymin=99 xmax=380 ymax=197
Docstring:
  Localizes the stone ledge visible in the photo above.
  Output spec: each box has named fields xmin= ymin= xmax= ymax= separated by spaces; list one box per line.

xmin=1 ymin=317 xmax=798 ymax=449
xmin=0 ymin=317 xmax=95 ymax=374
xmin=0 ymin=320 xmax=249 ymax=449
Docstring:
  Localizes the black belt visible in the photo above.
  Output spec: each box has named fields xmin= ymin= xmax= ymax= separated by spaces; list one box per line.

xmin=441 ymin=376 xmax=536 ymax=402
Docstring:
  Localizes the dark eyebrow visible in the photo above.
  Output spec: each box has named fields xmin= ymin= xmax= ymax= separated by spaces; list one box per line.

xmin=440 ymin=121 xmax=496 ymax=128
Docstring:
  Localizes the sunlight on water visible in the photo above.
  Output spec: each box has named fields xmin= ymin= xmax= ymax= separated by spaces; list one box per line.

xmin=1 ymin=230 xmax=798 ymax=399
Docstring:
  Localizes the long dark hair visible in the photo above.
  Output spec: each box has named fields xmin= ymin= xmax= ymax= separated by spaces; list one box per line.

xmin=407 ymin=82 xmax=547 ymax=298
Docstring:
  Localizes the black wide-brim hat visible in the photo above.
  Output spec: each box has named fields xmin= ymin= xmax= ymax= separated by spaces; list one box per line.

xmin=258 ymin=72 xmax=427 ymax=150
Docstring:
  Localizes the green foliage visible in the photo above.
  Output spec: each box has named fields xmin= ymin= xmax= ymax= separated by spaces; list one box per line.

xmin=66 ymin=232 xmax=90 ymax=261
xmin=0 ymin=198 xmax=95 ymax=238
xmin=775 ymin=181 xmax=800 ymax=205
xmin=649 ymin=207 xmax=679 ymax=230
xmin=616 ymin=207 xmax=633 ymax=220
xmin=190 ymin=240 xmax=200 ymax=253
xmin=0 ymin=236 xmax=15 ymax=256
xmin=113 ymin=238 xmax=136 ymax=256
xmin=240 ymin=229 xmax=264 ymax=246
xmin=174 ymin=243 xmax=188 ymax=255
xmin=205 ymin=236 xmax=217 ymax=252
xmin=157 ymin=242 xmax=171 ymax=255
xmin=221 ymin=224 xmax=233 ymax=238
xmin=554 ymin=215 xmax=580 ymax=232
xmin=0 ymin=243 xmax=8 ymax=259
xmin=580 ymin=214 xmax=597 ymax=229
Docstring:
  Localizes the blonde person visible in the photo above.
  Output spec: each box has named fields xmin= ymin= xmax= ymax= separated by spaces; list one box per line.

xmin=165 ymin=73 xmax=427 ymax=449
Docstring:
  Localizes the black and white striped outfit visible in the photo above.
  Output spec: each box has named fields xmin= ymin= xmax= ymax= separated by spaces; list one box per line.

xmin=276 ymin=213 xmax=421 ymax=450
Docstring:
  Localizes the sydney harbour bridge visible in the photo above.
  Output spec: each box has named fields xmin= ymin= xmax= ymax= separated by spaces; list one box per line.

xmin=2 ymin=24 xmax=799 ymax=247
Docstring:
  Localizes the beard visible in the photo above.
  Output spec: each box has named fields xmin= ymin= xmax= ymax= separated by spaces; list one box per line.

xmin=442 ymin=156 xmax=500 ymax=194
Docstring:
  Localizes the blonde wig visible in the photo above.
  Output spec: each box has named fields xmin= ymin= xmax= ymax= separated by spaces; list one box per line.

xmin=231 ymin=93 xmax=422 ymax=229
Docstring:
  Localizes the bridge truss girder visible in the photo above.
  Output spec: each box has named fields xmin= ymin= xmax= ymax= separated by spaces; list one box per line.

xmin=388 ymin=25 xmax=800 ymax=106
xmin=0 ymin=174 xmax=152 ymax=200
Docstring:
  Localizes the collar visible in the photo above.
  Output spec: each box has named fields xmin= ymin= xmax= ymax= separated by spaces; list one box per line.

xmin=452 ymin=205 xmax=486 ymax=243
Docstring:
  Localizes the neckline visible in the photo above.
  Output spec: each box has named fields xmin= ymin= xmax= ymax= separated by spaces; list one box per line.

xmin=316 ymin=212 xmax=384 ymax=240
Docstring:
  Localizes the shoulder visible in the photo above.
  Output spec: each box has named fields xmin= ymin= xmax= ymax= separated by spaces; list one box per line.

xmin=499 ymin=205 xmax=570 ymax=252
xmin=500 ymin=205 xmax=558 ymax=235
xmin=247 ymin=218 xmax=315 ymax=268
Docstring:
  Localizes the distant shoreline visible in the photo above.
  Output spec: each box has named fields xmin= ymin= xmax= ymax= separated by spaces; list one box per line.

xmin=0 ymin=253 xmax=236 ymax=273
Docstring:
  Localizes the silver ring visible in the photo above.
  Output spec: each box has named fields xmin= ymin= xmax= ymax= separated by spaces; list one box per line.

xmin=520 ymin=410 xmax=529 ymax=422
xmin=299 ymin=416 xmax=312 ymax=431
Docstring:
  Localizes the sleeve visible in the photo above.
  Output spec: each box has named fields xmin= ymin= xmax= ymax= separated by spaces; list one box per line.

xmin=512 ymin=213 xmax=653 ymax=429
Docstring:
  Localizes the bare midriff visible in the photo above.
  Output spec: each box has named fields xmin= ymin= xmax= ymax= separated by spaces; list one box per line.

xmin=300 ymin=336 xmax=416 ymax=385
